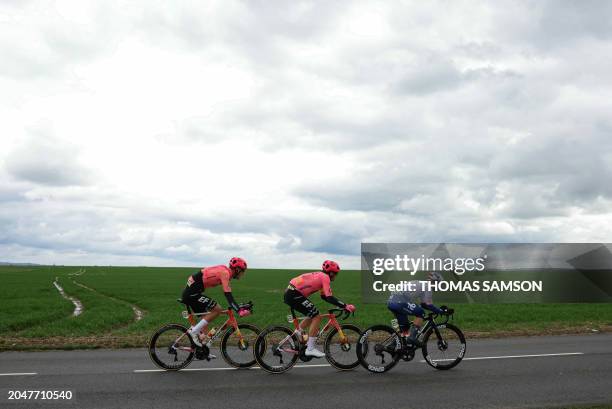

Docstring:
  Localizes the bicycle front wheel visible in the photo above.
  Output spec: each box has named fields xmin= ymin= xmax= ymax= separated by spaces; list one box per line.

xmin=324 ymin=324 xmax=361 ymax=370
xmin=221 ymin=324 xmax=260 ymax=368
xmin=148 ymin=323 xmax=195 ymax=371
xmin=422 ymin=323 xmax=466 ymax=370
xmin=357 ymin=325 xmax=402 ymax=373
xmin=254 ymin=326 xmax=300 ymax=374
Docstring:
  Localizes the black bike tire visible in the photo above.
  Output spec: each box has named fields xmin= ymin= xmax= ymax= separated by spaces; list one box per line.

xmin=220 ymin=323 xmax=261 ymax=368
xmin=324 ymin=324 xmax=362 ymax=370
xmin=421 ymin=323 xmax=466 ymax=370
xmin=254 ymin=325 xmax=300 ymax=374
xmin=148 ymin=323 xmax=195 ymax=371
xmin=356 ymin=324 xmax=402 ymax=373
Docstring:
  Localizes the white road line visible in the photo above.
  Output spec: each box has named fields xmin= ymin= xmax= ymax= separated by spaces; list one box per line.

xmin=134 ymin=364 xmax=331 ymax=373
xmin=420 ymin=352 xmax=584 ymax=363
xmin=138 ymin=352 xmax=584 ymax=372
xmin=0 ymin=372 xmax=37 ymax=376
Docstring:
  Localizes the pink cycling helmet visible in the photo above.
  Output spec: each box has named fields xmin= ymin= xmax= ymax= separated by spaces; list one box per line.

xmin=322 ymin=260 xmax=340 ymax=274
xmin=229 ymin=257 xmax=247 ymax=271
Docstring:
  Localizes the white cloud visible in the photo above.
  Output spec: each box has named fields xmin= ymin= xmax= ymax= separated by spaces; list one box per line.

xmin=1 ymin=1 xmax=611 ymax=268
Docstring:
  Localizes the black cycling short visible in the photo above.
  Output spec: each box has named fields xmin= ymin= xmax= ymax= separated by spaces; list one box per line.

xmin=284 ymin=287 xmax=319 ymax=318
xmin=181 ymin=286 xmax=217 ymax=314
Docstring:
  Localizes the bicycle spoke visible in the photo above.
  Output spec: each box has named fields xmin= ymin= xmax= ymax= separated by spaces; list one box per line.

xmin=357 ymin=326 xmax=402 ymax=373
xmin=325 ymin=325 xmax=361 ymax=370
xmin=149 ymin=325 xmax=195 ymax=370
xmin=221 ymin=324 xmax=259 ymax=368
xmin=422 ymin=324 xmax=466 ymax=370
xmin=255 ymin=327 xmax=300 ymax=373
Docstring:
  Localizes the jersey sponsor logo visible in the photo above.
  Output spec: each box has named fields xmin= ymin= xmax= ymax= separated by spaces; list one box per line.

xmin=301 ymin=299 xmax=314 ymax=308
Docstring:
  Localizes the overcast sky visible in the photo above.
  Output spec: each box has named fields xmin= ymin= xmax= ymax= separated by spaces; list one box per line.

xmin=1 ymin=1 xmax=611 ymax=268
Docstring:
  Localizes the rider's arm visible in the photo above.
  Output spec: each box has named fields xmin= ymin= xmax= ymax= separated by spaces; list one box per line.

xmin=320 ymin=293 xmax=346 ymax=308
xmin=421 ymin=302 xmax=444 ymax=314
xmin=224 ymin=292 xmax=240 ymax=312
xmin=318 ymin=273 xmax=345 ymax=307
xmin=420 ymin=288 xmax=444 ymax=314
xmin=219 ymin=269 xmax=241 ymax=310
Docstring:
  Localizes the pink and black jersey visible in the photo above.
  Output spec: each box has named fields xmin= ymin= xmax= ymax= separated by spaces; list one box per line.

xmin=187 ymin=265 xmax=232 ymax=293
xmin=289 ymin=271 xmax=333 ymax=297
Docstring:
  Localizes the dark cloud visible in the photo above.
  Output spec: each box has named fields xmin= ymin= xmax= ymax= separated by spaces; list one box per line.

xmin=537 ymin=0 xmax=612 ymax=47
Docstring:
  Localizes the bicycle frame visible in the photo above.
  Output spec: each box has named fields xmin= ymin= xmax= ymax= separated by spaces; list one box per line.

xmin=276 ymin=310 xmax=349 ymax=355
xmin=173 ymin=307 xmax=247 ymax=351
xmin=416 ymin=313 xmax=451 ymax=342
xmin=388 ymin=313 xmax=451 ymax=351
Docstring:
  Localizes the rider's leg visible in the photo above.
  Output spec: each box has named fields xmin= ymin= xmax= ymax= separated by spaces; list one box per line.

xmin=189 ymin=303 xmax=222 ymax=339
xmin=406 ymin=306 xmax=425 ymax=343
xmin=198 ymin=304 xmax=223 ymax=335
xmin=285 ymin=290 xmax=325 ymax=357
xmin=388 ymin=302 xmax=410 ymax=336
xmin=306 ymin=314 xmax=323 ymax=354
xmin=409 ymin=317 xmax=423 ymax=339
xmin=308 ymin=315 xmax=322 ymax=338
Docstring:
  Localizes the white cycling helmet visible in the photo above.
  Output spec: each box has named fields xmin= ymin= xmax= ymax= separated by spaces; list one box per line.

xmin=428 ymin=271 xmax=444 ymax=282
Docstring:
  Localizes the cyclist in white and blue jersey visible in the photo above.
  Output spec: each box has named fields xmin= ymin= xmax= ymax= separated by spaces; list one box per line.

xmin=387 ymin=271 xmax=446 ymax=345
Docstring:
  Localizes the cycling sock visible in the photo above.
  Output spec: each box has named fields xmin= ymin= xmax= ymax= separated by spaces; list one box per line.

xmin=306 ymin=336 xmax=317 ymax=349
xmin=190 ymin=318 xmax=209 ymax=336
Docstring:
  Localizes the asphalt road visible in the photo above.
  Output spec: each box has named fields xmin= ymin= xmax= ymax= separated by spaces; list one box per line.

xmin=1 ymin=334 xmax=611 ymax=409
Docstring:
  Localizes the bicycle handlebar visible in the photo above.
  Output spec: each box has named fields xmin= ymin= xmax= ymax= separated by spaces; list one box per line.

xmin=240 ymin=301 xmax=254 ymax=310
xmin=425 ymin=307 xmax=454 ymax=324
xmin=329 ymin=308 xmax=354 ymax=320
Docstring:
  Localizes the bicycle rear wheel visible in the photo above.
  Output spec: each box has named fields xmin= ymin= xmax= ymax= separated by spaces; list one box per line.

xmin=421 ymin=323 xmax=466 ymax=370
xmin=148 ymin=323 xmax=195 ymax=370
xmin=220 ymin=324 xmax=260 ymax=368
xmin=324 ymin=324 xmax=361 ymax=370
xmin=254 ymin=326 xmax=300 ymax=374
xmin=357 ymin=325 xmax=402 ymax=373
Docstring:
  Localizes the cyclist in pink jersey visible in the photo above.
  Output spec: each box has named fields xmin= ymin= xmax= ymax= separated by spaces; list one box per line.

xmin=284 ymin=260 xmax=356 ymax=358
xmin=182 ymin=257 xmax=250 ymax=346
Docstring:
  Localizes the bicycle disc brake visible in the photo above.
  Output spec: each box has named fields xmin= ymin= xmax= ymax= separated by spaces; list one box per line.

xmin=437 ymin=339 xmax=448 ymax=351
xmin=167 ymin=345 xmax=178 ymax=362
xmin=270 ymin=343 xmax=286 ymax=364
xmin=238 ymin=339 xmax=249 ymax=351
xmin=373 ymin=343 xmax=387 ymax=364
xmin=340 ymin=342 xmax=352 ymax=352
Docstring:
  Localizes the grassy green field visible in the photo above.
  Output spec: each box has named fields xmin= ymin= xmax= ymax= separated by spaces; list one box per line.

xmin=1 ymin=265 xmax=611 ymax=350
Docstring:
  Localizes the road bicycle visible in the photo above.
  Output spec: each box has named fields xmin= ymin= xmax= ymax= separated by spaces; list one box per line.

xmin=254 ymin=307 xmax=361 ymax=373
xmin=357 ymin=307 xmax=466 ymax=373
xmin=148 ymin=300 xmax=260 ymax=370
